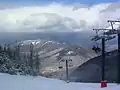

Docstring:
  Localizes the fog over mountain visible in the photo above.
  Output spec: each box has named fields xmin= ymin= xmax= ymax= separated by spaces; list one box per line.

xmin=0 ymin=32 xmax=93 ymax=47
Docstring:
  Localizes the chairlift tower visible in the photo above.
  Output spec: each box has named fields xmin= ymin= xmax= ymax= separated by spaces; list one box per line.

xmin=91 ymin=28 xmax=116 ymax=84
xmin=104 ymin=20 xmax=120 ymax=83
xmin=59 ymin=58 xmax=72 ymax=82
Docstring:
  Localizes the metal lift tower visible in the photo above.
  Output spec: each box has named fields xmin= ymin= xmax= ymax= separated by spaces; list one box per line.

xmin=91 ymin=29 xmax=115 ymax=86
xmin=104 ymin=20 xmax=120 ymax=83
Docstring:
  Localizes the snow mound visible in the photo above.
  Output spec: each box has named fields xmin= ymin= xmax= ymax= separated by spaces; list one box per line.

xmin=0 ymin=73 xmax=120 ymax=90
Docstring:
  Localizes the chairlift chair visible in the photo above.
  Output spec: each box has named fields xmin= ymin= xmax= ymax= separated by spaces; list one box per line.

xmin=92 ymin=40 xmax=101 ymax=54
xmin=68 ymin=60 xmax=73 ymax=67
xmin=58 ymin=61 xmax=63 ymax=69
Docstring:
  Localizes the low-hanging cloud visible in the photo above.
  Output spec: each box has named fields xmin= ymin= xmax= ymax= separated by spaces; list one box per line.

xmin=0 ymin=2 xmax=120 ymax=32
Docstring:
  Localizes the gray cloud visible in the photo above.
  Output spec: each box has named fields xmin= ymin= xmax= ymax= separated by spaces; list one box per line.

xmin=101 ymin=2 xmax=120 ymax=13
xmin=0 ymin=2 xmax=120 ymax=32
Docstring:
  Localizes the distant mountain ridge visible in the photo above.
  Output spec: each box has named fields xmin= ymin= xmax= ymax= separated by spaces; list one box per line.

xmin=12 ymin=39 xmax=97 ymax=77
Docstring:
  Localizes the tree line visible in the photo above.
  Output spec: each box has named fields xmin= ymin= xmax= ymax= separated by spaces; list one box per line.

xmin=0 ymin=43 xmax=41 ymax=76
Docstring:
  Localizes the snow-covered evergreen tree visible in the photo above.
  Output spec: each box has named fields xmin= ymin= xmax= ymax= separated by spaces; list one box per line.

xmin=0 ymin=43 xmax=41 ymax=76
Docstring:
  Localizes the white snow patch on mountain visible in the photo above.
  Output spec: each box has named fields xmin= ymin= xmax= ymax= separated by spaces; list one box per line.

xmin=18 ymin=39 xmax=59 ymax=46
xmin=66 ymin=51 xmax=75 ymax=55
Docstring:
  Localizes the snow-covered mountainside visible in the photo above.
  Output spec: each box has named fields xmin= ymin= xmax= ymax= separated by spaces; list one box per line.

xmin=69 ymin=50 xmax=118 ymax=83
xmin=0 ymin=73 xmax=119 ymax=90
xmin=106 ymin=44 xmax=118 ymax=52
xmin=13 ymin=39 xmax=97 ymax=78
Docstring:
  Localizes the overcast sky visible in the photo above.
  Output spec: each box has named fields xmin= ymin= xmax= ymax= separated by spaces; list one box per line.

xmin=0 ymin=0 xmax=117 ymax=5
xmin=0 ymin=0 xmax=120 ymax=32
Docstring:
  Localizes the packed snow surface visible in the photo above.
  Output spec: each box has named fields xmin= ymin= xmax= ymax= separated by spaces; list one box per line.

xmin=0 ymin=73 xmax=120 ymax=90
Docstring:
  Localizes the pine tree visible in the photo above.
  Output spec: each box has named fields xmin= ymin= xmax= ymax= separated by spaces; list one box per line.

xmin=0 ymin=51 xmax=15 ymax=75
xmin=12 ymin=49 xmax=16 ymax=60
xmin=35 ymin=52 xmax=40 ymax=75
xmin=16 ymin=44 xmax=21 ymax=60
xmin=6 ymin=44 xmax=12 ymax=59
xmin=0 ymin=44 xmax=3 ymax=52
xmin=13 ymin=44 xmax=21 ymax=60
xmin=29 ymin=43 xmax=34 ymax=72
xmin=3 ymin=44 xmax=7 ymax=52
